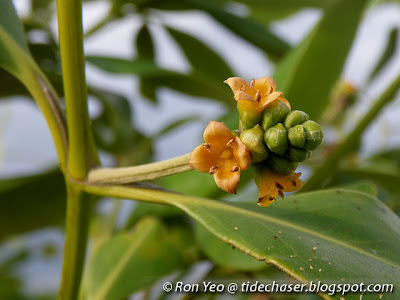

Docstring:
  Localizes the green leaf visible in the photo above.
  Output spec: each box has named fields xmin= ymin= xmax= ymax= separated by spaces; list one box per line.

xmin=87 ymin=217 xmax=185 ymax=300
xmin=0 ymin=1 xmax=67 ymax=169
xmin=166 ymin=26 xmax=233 ymax=80
xmin=339 ymin=164 xmax=400 ymax=195
xmin=182 ymin=190 xmax=400 ymax=298
xmin=91 ymin=89 xmax=137 ymax=153
xmin=86 ymin=56 xmax=233 ymax=105
xmin=368 ymin=28 xmax=399 ymax=82
xmin=195 ymin=223 xmax=267 ymax=271
xmin=334 ymin=181 xmax=378 ymax=196
xmin=0 ymin=1 xmax=29 ymax=56
xmin=135 ymin=24 xmax=158 ymax=102
xmin=194 ymin=1 xmax=291 ymax=61
xmin=274 ymin=0 xmax=368 ymax=120
xmin=91 ymin=185 xmax=400 ymax=299
xmin=0 ymin=169 xmax=66 ymax=241
xmin=124 ymin=202 xmax=183 ymax=229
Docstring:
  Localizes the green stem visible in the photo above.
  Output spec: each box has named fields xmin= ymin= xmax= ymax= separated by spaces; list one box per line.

xmin=58 ymin=184 xmax=92 ymax=300
xmin=56 ymin=0 xmax=98 ymax=299
xmin=88 ymin=153 xmax=192 ymax=184
xmin=57 ymin=0 xmax=98 ymax=179
xmin=302 ymin=73 xmax=400 ymax=192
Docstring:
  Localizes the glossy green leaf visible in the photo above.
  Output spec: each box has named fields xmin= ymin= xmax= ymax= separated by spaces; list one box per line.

xmin=194 ymin=1 xmax=291 ymax=61
xmin=274 ymin=0 xmax=368 ymax=120
xmin=368 ymin=28 xmax=399 ymax=81
xmin=0 ymin=169 xmax=66 ymax=241
xmin=91 ymin=185 xmax=400 ymax=299
xmin=86 ymin=56 xmax=233 ymax=105
xmin=87 ymin=217 xmax=185 ymax=300
xmin=195 ymin=223 xmax=267 ymax=271
xmin=166 ymin=26 xmax=233 ymax=80
xmin=135 ymin=24 xmax=158 ymax=102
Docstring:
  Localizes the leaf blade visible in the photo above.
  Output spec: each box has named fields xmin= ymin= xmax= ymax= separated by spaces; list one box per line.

xmin=274 ymin=0 xmax=368 ymax=120
xmin=87 ymin=217 xmax=185 ymax=300
xmin=166 ymin=26 xmax=233 ymax=79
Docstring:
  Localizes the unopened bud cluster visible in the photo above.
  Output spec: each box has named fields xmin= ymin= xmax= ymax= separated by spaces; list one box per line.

xmin=239 ymin=100 xmax=323 ymax=175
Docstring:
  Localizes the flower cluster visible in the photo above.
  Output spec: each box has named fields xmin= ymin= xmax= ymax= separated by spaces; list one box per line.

xmin=190 ymin=76 xmax=323 ymax=207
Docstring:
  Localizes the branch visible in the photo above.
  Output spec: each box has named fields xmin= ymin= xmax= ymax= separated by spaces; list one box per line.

xmin=88 ymin=153 xmax=192 ymax=184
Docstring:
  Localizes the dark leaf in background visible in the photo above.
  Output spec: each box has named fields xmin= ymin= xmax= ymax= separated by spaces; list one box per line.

xmin=91 ymin=88 xmax=154 ymax=165
xmin=0 ymin=169 xmax=66 ymax=241
xmin=87 ymin=217 xmax=186 ymax=300
xmin=0 ymin=68 xmax=29 ymax=98
xmin=194 ymin=1 xmax=291 ymax=61
xmin=125 ymin=202 xmax=183 ymax=229
xmin=135 ymin=24 xmax=158 ymax=103
xmin=166 ymin=26 xmax=233 ymax=80
xmin=274 ymin=0 xmax=368 ymax=120
xmin=368 ymin=27 xmax=399 ymax=82
xmin=243 ymin=0 xmax=332 ymax=22
xmin=86 ymin=56 xmax=233 ymax=106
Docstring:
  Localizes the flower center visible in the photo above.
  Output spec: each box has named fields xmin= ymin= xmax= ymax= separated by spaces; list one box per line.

xmin=220 ymin=149 xmax=233 ymax=159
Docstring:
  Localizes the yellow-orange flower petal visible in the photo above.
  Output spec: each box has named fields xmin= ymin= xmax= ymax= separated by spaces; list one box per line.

xmin=203 ymin=120 xmax=233 ymax=148
xmin=224 ymin=77 xmax=250 ymax=94
xmin=214 ymin=161 xmax=241 ymax=194
xmin=232 ymin=136 xmax=251 ymax=170
xmin=189 ymin=143 xmax=216 ymax=173
xmin=190 ymin=120 xmax=251 ymax=194
xmin=253 ymin=165 xmax=304 ymax=208
xmin=225 ymin=76 xmax=289 ymax=114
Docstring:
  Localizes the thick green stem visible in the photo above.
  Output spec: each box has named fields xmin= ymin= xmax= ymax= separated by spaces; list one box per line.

xmin=56 ymin=0 xmax=98 ymax=299
xmin=57 ymin=0 xmax=98 ymax=179
xmin=88 ymin=153 xmax=192 ymax=184
xmin=58 ymin=184 xmax=92 ymax=300
xmin=302 ymin=73 xmax=400 ymax=192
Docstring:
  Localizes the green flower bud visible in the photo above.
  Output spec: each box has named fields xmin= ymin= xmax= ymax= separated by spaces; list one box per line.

xmin=284 ymin=110 xmax=309 ymax=129
xmin=286 ymin=147 xmax=310 ymax=162
xmin=261 ymin=100 xmax=291 ymax=131
xmin=288 ymin=125 xmax=306 ymax=148
xmin=240 ymin=125 xmax=269 ymax=163
xmin=264 ymin=123 xmax=288 ymax=156
xmin=268 ymin=153 xmax=299 ymax=175
xmin=302 ymin=120 xmax=323 ymax=150
xmin=238 ymin=103 xmax=262 ymax=130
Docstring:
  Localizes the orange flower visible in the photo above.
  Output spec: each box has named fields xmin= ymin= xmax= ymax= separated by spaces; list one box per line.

xmin=190 ymin=121 xmax=251 ymax=194
xmin=253 ymin=165 xmax=304 ymax=207
xmin=224 ymin=76 xmax=291 ymax=113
